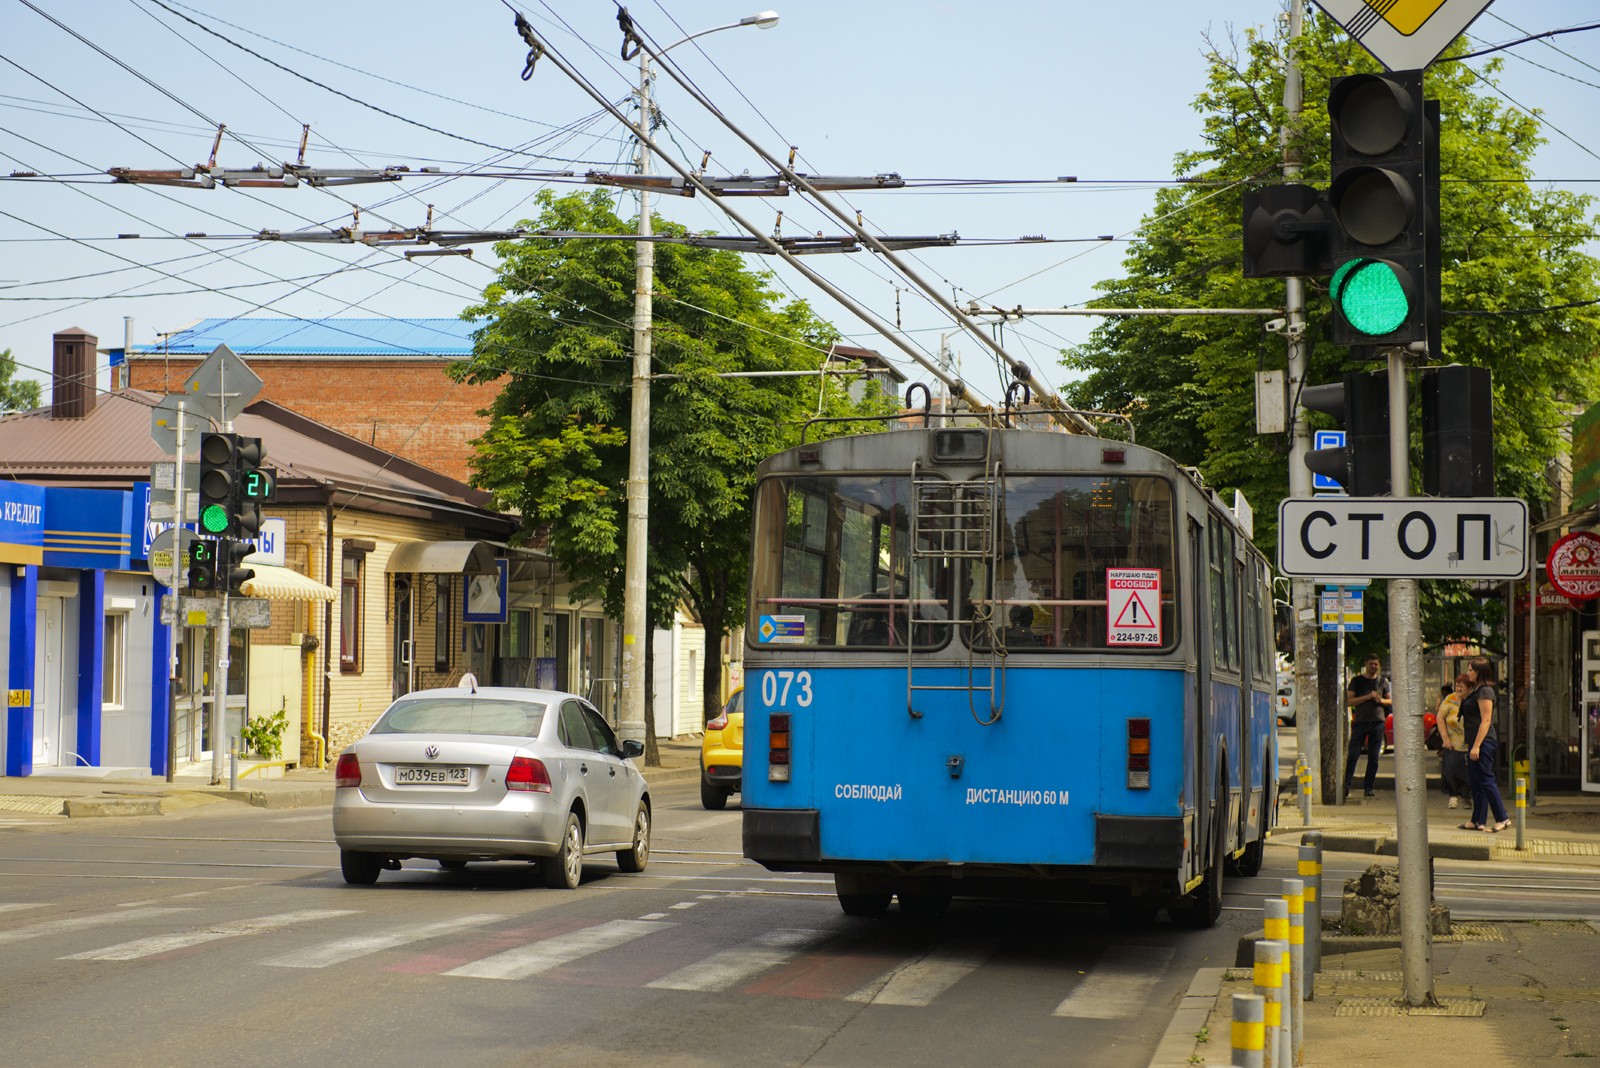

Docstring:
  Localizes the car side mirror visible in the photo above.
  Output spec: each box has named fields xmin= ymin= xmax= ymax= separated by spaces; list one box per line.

xmin=622 ymin=739 xmax=644 ymax=758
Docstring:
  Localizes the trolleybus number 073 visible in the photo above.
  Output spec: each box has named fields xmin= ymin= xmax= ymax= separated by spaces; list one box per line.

xmin=761 ymin=669 xmax=813 ymax=708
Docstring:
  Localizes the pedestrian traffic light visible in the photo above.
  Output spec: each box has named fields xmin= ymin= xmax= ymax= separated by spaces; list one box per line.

xmin=187 ymin=537 xmax=217 ymax=591
xmin=1326 ymin=71 xmax=1432 ymax=348
xmin=1301 ymin=370 xmax=1391 ymax=496
xmin=231 ymin=436 xmax=266 ymax=539
xmin=1422 ymin=365 xmax=1494 ymax=497
xmin=1241 ymin=183 xmax=1331 ymax=278
xmin=224 ymin=538 xmax=256 ymax=594
xmin=198 ymin=432 xmax=239 ymax=537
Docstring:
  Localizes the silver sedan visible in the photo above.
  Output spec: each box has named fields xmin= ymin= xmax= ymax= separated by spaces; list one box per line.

xmin=331 ymin=675 xmax=650 ymax=888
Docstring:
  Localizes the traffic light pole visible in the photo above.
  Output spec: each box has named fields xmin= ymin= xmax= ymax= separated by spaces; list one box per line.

xmin=168 ymin=401 xmax=187 ymax=783
xmin=1386 ymin=348 xmax=1436 ymax=1006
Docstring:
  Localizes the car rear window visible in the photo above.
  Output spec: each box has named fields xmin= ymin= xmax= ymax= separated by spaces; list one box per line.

xmin=370 ymin=699 xmax=547 ymax=737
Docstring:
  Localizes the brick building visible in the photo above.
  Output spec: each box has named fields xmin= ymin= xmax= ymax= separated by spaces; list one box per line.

xmin=120 ymin=318 xmax=495 ymax=483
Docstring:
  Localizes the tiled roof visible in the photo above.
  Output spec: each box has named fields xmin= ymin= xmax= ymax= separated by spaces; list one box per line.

xmin=127 ymin=317 xmax=481 ymax=358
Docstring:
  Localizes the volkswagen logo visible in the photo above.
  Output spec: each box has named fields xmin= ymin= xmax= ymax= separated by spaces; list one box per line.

xmin=424 ymin=744 xmax=440 ymax=759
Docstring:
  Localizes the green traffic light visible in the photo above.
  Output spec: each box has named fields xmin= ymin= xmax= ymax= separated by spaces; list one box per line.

xmin=201 ymin=503 xmax=230 ymax=534
xmin=1332 ymin=258 xmax=1410 ymax=336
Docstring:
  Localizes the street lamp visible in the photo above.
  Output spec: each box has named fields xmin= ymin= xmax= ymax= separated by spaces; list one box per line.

xmin=620 ymin=11 xmax=779 ymax=749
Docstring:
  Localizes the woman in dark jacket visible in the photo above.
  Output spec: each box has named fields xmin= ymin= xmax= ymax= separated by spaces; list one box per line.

xmin=1460 ymin=655 xmax=1510 ymax=832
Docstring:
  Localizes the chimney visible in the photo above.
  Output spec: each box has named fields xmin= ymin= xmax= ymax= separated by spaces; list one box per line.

xmin=51 ymin=327 xmax=98 ymax=419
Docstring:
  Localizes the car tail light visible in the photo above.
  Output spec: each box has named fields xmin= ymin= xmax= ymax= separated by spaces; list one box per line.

xmin=335 ymin=752 xmax=361 ymax=788
xmin=506 ymin=755 xmax=553 ymax=793
xmin=707 ymin=711 xmax=729 ymax=731
xmin=768 ymin=713 xmax=791 ymax=782
xmin=1127 ymin=718 xmax=1151 ymax=790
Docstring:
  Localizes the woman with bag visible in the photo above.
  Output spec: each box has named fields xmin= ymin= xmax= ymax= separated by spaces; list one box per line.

xmin=1437 ymin=675 xmax=1470 ymax=809
xmin=1461 ymin=656 xmax=1511 ymax=832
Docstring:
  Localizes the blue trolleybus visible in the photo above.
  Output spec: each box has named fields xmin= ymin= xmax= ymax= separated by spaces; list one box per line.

xmin=740 ymin=418 xmax=1278 ymax=926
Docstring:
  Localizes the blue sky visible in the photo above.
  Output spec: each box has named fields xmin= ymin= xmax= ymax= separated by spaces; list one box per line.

xmin=2 ymin=0 xmax=1596 ymax=411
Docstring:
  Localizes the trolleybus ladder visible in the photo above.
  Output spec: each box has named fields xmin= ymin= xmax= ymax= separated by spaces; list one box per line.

xmin=905 ymin=440 xmax=1006 ymax=724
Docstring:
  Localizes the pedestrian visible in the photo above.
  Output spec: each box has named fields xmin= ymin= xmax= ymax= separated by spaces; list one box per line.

xmin=1461 ymin=656 xmax=1511 ymax=832
xmin=1436 ymin=675 xmax=1471 ymax=809
xmin=1342 ymin=653 xmax=1392 ymax=799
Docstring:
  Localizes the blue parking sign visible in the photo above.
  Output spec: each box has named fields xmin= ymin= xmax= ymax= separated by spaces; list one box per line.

xmin=1312 ymin=429 xmax=1346 ymax=492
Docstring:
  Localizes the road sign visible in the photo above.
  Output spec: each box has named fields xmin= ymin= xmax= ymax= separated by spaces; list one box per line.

xmin=1105 ymin=568 xmax=1162 ymax=647
xmin=1312 ymin=429 xmax=1346 ymax=492
xmin=1312 ymin=0 xmax=1493 ymax=72
xmin=150 ymin=394 xmax=207 ymax=456
xmin=1278 ymin=496 xmax=1528 ymax=578
xmin=181 ymin=343 xmax=263 ymax=426
xmin=148 ymin=461 xmax=199 ymax=522
xmin=148 ymin=526 xmax=201 ymax=587
xmin=1320 ymin=587 xmax=1365 ymax=632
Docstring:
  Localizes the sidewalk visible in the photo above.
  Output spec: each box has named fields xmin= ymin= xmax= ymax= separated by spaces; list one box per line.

xmin=0 ymin=735 xmax=706 ymax=818
xmin=1152 ymin=788 xmax=1600 ymax=1067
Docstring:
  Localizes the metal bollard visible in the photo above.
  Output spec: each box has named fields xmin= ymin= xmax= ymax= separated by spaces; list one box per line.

xmin=1283 ymin=878 xmax=1306 ymax=1066
xmin=1263 ymin=899 xmax=1292 ymax=1068
xmin=1515 ymin=776 xmax=1527 ymax=851
xmin=1231 ymin=992 xmax=1265 ymax=1068
xmin=1254 ymin=939 xmax=1286 ymax=1068
xmin=1297 ymin=835 xmax=1323 ymax=990
xmin=1297 ymin=758 xmax=1313 ymax=825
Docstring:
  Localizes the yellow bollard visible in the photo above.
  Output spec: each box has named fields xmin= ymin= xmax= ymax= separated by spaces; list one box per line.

xmin=1254 ymin=939 xmax=1286 ymax=1068
xmin=1515 ymin=776 xmax=1527 ymax=851
xmin=1284 ymin=879 xmax=1305 ymax=1065
xmin=1297 ymin=839 xmax=1323 ymax=991
xmin=1232 ymin=992 xmax=1265 ymax=1068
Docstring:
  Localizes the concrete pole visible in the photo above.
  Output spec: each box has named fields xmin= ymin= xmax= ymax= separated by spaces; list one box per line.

xmin=1387 ymin=348 xmax=1436 ymax=1005
xmin=1280 ymin=0 xmax=1322 ymax=804
xmin=619 ymin=47 xmax=655 ymax=748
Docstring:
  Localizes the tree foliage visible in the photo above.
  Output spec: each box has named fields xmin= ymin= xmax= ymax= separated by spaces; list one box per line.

xmin=0 ymin=349 xmax=41 ymax=413
xmin=1061 ymin=11 xmax=1600 ymax=649
xmin=453 ymin=191 xmax=890 ymax=744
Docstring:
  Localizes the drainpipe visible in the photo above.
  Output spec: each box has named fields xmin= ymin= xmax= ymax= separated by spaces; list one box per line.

xmin=322 ymin=484 xmax=336 ymax=751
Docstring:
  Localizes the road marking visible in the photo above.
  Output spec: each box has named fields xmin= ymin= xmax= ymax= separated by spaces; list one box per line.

xmin=0 ymin=906 xmax=192 ymax=946
xmin=445 ymin=919 xmax=670 ymax=980
xmin=647 ymin=928 xmax=820 ymax=992
xmin=670 ymin=901 xmax=699 ymax=910
xmin=61 ymin=909 xmax=354 ymax=961
xmin=0 ymin=902 xmax=46 ymax=914
xmin=260 ymin=913 xmax=506 ymax=968
xmin=1052 ymin=945 xmax=1175 ymax=1018
xmin=639 ymin=913 xmax=669 ymax=921
xmin=671 ymin=814 xmax=739 ymax=832
xmin=846 ymin=939 xmax=993 ymax=1006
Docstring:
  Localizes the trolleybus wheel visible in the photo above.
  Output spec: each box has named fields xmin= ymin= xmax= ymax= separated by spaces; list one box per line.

xmin=897 ymin=889 xmax=952 ymax=917
xmin=835 ymin=873 xmax=892 ymax=917
xmin=1227 ymin=803 xmax=1267 ymax=878
xmin=1172 ymin=805 xmax=1225 ymax=929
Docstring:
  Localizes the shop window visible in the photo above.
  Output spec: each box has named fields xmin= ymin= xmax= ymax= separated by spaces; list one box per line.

xmin=102 ymin=612 xmax=127 ymax=707
xmin=501 ymin=609 xmax=532 ymax=659
xmin=434 ymin=575 xmax=452 ymax=672
xmin=340 ymin=543 xmax=370 ymax=673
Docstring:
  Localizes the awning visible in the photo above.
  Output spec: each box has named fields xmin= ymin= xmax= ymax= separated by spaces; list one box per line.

xmin=385 ymin=539 xmax=498 ymax=574
xmin=241 ymin=564 xmax=337 ymax=602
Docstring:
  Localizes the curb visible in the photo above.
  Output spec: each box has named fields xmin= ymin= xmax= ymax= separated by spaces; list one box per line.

xmin=64 ymin=796 xmax=163 ymax=818
xmin=1147 ymin=966 xmax=1229 ymax=1067
xmin=1235 ymin=929 xmax=1402 ymax=967
xmin=1310 ymin=832 xmax=1492 ymax=861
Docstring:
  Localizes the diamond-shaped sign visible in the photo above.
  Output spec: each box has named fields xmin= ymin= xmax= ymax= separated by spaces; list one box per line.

xmin=1312 ymin=0 xmax=1494 ymax=72
xmin=181 ymin=343 xmax=263 ymax=425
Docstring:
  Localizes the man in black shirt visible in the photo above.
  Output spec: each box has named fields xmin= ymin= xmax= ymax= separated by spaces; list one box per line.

xmin=1342 ymin=654 xmax=1392 ymax=799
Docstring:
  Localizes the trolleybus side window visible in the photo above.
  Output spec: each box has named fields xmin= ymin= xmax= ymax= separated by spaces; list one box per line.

xmin=968 ymin=474 xmax=1176 ymax=652
xmin=1208 ymin=518 xmax=1240 ymax=674
xmin=749 ymin=475 xmax=949 ymax=648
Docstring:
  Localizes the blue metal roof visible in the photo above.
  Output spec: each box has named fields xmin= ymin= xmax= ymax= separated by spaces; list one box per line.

xmin=130 ymin=318 xmax=482 ymax=357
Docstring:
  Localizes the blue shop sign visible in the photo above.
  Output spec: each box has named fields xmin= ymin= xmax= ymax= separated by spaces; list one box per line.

xmin=0 ymin=482 xmax=46 ymax=565
xmin=43 ymin=487 xmax=132 ymax=570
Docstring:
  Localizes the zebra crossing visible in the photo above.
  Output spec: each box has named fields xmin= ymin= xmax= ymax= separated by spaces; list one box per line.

xmin=0 ymin=896 xmax=1178 ymax=1017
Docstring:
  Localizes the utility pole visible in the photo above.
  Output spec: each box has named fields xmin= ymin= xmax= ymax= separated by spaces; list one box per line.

xmin=618 ymin=11 xmax=780 ymax=750
xmin=1280 ymin=0 xmax=1324 ymax=804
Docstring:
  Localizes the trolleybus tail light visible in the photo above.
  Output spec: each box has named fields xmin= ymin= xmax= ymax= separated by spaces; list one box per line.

xmin=768 ymin=712 xmax=792 ymax=782
xmin=1126 ymin=718 xmax=1151 ymax=789
xmin=506 ymin=755 xmax=553 ymax=793
xmin=335 ymin=753 xmax=362 ymax=788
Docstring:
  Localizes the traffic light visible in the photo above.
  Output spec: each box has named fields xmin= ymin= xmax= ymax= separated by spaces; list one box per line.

xmin=232 ymin=436 xmax=266 ymax=539
xmin=1301 ymin=370 xmax=1391 ymax=496
xmin=1241 ymin=183 xmax=1331 ymax=278
xmin=224 ymin=539 xmax=256 ymax=594
xmin=187 ymin=537 xmax=217 ymax=591
xmin=1326 ymin=71 xmax=1432 ymax=347
xmin=1422 ymin=365 xmax=1494 ymax=497
xmin=198 ymin=432 xmax=239 ymax=537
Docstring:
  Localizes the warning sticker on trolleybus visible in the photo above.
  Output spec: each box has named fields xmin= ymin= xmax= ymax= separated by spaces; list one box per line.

xmin=1105 ymin=568 xmax=1162 ymax=646
xmin=758 ymin=614 xmax=807 ymax=644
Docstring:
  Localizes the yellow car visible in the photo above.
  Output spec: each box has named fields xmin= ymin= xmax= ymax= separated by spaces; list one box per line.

xmin=700 ymin=687 xmax=743 ymax=810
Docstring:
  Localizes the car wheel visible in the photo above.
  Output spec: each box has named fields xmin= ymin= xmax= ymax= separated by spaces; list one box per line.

xmin=700 ymin=775 xmax=729 ymax=810
xmin=616 ymin=802 xmax=651 ymax=873
xmin=541 ymin=811 xmax=585 ymax=890
xmin=340 ymin=849 xmax=382 ymax=885
xmin=438 ymin=859 xmax=468 ymax=871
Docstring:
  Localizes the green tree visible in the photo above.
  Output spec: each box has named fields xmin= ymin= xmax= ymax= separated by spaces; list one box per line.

xmin=1062 ymin=12 xmax=1600 ymax=651
xmin=454 ymin=191 xmax=889 ymax=759
xmin=0 ymin=349 xmax=42 ymax=413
